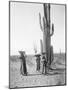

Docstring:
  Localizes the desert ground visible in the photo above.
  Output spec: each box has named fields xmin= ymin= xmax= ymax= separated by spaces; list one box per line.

xmin=9 ymin=53 xmax=66 ymax=88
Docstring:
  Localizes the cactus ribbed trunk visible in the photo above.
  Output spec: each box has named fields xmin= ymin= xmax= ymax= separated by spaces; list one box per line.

xmin=46 ymin=34 xmax=51 ymax=65
xmin=43 ymin=4 xmax=51 ymax=65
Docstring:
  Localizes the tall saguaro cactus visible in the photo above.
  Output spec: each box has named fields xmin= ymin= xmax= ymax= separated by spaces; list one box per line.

xmin=39 ymin=3 xmax=54 ymax=67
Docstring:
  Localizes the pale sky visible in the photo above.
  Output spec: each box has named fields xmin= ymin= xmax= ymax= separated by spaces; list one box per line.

xmin=10 ymin=2 xmax=65 ymax=55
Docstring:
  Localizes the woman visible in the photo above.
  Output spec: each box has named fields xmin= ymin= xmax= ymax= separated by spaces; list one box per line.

xmin=19 ymin=51 xmax=27 ymax=76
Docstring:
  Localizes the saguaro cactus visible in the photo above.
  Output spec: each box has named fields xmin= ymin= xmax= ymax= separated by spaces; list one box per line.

xmin=39 ymin=3 xmax=54 ymax=67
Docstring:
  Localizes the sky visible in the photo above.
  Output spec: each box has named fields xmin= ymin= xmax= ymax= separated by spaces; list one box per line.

xmin=10 ymin=2 xmax=65 ymax=55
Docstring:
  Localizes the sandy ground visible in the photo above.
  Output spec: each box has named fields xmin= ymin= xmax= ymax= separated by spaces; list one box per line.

xmin=9 ymin=54 xmax=66 ymax=88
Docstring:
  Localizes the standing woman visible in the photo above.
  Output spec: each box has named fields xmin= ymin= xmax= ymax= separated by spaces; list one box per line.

xmin=42 ymin=53 xmax=47 ymax=74
xmin=35 ymin=54 xmax=41 ymax=71
xmin=19 ymin=51 xmax=27 ymax=76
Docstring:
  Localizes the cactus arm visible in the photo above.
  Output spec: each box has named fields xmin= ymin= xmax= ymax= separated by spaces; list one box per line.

xmin=43 ymin=17 xmax=45 ymax=30
xmin=43 ymin=16 xmax=47 ymax=29
xmin=39 ymin=13 xmax=43 ymax=31
xmin=50 ymin=23 xmax=54 ymax=36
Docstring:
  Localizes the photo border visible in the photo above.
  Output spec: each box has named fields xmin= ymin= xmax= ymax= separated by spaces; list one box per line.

xmin=9 ymin=1 xmax=67 ymax=89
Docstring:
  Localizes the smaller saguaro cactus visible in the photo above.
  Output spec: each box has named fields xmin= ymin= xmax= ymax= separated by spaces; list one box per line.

xmin=40 ymin=39 xmax=43 ymax=54
xmin=33 ymin=43 xmax=37 ymax=54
